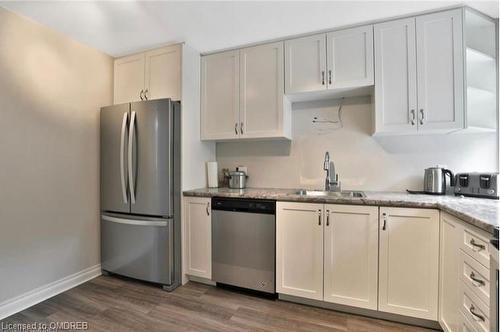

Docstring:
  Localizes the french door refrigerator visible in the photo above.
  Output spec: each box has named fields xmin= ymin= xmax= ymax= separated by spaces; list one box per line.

xmin=100 ymin=99 xmax=181 ymax=291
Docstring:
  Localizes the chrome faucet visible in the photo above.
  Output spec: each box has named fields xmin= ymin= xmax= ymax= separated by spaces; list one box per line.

xmin=323 ymin=152 xmax=341 ymax=192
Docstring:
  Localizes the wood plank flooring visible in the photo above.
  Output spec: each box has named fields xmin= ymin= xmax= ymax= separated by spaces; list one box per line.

xmin=1 ymin=276 xmax=437 ymax=331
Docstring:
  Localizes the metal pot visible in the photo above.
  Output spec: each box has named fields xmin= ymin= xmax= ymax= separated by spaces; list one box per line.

xmin=228 ymin=171 xmax=247 ymax=189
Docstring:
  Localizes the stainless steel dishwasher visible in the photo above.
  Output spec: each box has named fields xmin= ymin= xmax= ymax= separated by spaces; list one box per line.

xmin=211 ymin=197 xmax=275 ymax=294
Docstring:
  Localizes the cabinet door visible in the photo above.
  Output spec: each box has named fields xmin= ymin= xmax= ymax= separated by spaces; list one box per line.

xmin=374 ymin=18 xmax=418 ymax=134
xmin=379 ymin=207 xmax=439 ymax=320
xmin=416 ymin=9 xmax=464 ymax=132
xmin=276 ymin=202 xmax=323 ymax=300
xmin=326 ymin=25 xmax=374 ymax=89
xmin=284 ymin=34 xmax=327 ymax=94
xmin=201 ymin=51 xmax=240 ymax=140
xmin=114 ymin=53 xmax=145 ymax=104
xmin=184 ymin=197 xmax=211 ymax=279
xmin=439 ymin=213 xmax=462 ymax=332
xmin=240 ymin=42 xmax=284 ymax=139
xmin=144 ymin=44 xmax=181 ymax=101
xmin=324 ymin=205 xmax=378 ymax=310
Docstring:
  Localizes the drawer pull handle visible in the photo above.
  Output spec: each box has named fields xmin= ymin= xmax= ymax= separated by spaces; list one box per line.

xmin=470 ymin=239 xmax=485 ymax=250
xmin=469 ymin=272 xmax=485 ymax=286
xmin=469 ymin=305 xmax=485 ymax=322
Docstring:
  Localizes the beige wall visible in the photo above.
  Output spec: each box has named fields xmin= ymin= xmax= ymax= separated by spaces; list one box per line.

xmin=217 ymin=97 xmax=499 ymax=191
xmin=0 ymin=7 xmax=112 ymax=303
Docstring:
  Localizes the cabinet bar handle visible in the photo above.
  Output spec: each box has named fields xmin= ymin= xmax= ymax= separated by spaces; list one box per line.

xmin=410 ymin=109 xmax=416 ymax=126
xmin=206 ymin=202 xmax=210 ymax=216
xmin=240 ymin=122 xmax=244 ymax=135
xmin=470 ymin=239 xmax=485 ymax=250
xmin=382 ymin=213 xmax=387 ymax=231
xmin=139 ymin=89 xmax=144 ymax=100
xmin=469 ymin=272 xmax=485 ymax=286
xmin=326 ymin=210 xmax=330 ymax=226
xmin=144 ymin=89 xmax=149 ymax=100
xmin=235 ymin=123 xmax=238 ymax=135
xmin=321 ymin=71 xmax=325 ymax=85
xmin=419 ymin=109 xmax=424 ymax=125
xmin=318 ymin=210 xmax=322 ymax=226
xmin=328 ymin=70 xmax=332 ymax=85
xmin=469 ymin=305 xmax=485 ymax=321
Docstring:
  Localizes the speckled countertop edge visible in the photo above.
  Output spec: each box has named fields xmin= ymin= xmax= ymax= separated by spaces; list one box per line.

xmin=183 ymin=187 xmax=499 ymax=235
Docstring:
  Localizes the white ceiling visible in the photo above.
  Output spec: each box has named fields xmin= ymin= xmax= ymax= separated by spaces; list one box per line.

xmin=0 ymin=1 xmax=498 ymax=57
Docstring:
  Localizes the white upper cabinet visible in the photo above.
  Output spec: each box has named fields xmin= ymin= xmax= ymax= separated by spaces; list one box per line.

xmin=240 ymin=42 xmax=285 ymax=139
xmin=378 ymin=207 xmax=439 ymax=320
xmin=374 ymin=8 xmax=495 ymax=135
xmin=323 ymin=205 xmax=378 ymax=310
xmin=114 ymin=44 xmax=181 ymax=104
xmin=114 ymin=53 xmax=145 ymax=104
xmin=285 ymin=34 xmax=327 ymax=94
xmin=284 ymin=25 xmax=374 ymax=97
xmin=416 ymin=9 xmax=464 ymax=132
xmin=144 ymin=45 xmax=181 ymax=101
xmin=374 ymin=18 xmax=418 ymax=134
xmin=201 ymin=42 xmax=290 ymax=141
xmin=200 ymin=50 xmax=240 ymax=140
xmin=326 ymin=25 xmax=374 ymax=89
xmin=276 ymin=202 xmax=324 ymax=301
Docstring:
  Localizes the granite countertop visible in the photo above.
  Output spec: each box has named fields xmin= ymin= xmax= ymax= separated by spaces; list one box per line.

xmin=184 ymin=187 xmax=499 ymax=235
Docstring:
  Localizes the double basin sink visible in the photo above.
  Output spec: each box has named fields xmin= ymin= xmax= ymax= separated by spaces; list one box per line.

xmin=293 ymin=190 xmax=366 ymax=198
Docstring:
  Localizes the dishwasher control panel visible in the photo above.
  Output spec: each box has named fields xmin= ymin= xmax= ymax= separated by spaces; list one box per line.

xmin=211 ymin=197 xmax=276 ymax=214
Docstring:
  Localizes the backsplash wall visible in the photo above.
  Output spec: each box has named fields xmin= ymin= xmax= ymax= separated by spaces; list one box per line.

xmin=216 ymin=97 xmax=499 ymax=191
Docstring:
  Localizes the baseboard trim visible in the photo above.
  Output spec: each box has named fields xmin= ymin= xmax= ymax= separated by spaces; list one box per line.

xmin=0 ymin=264 xmax=102 ymax=320
xmin=187 ymin=275 xmax=216 ymax=286
xmin=279 ymin=294 xmax=442 ymax=330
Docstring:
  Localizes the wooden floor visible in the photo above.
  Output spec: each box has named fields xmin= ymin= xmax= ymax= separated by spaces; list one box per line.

xmin=2 ymin=276 xmax=436 ymax=332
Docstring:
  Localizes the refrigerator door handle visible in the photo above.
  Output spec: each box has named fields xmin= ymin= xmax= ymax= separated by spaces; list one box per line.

xmin=120 ymin=112 xmax=128 ymax=204
xmin=128 ymin=111 xmax=137 ymax=204
xmin=102 ymin=215 xmax=168 ymax=227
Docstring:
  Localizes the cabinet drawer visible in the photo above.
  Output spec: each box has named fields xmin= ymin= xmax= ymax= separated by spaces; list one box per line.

xmin=460 ymin=282 xmax=490 ymax=332
xmin=461 ymin=227 xmax=490 ymax=268
xmin=460 ymin=251 xmax=490 ymax=306
xmin=459 ymin=312 xmax=479 ymax=332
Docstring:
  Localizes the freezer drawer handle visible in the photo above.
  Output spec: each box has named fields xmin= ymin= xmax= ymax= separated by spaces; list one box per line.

xmin=102 ymin=215 xmax=168 ymax=227
xmin=120 ymin=112 xmax=128 ymax=204
xmin=128 ymin=111 xmax=137 ymax=204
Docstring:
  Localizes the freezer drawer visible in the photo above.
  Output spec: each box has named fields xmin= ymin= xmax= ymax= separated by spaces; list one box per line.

xmin=101 ymin=214 xmax=173 ymax=285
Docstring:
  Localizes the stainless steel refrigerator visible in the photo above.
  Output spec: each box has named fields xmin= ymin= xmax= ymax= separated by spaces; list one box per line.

xmin=100 ymin=99 xmax=181 ymax=291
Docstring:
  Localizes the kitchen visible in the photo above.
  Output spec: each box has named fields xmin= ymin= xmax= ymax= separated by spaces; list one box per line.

xmin=0 ymin=1 xmax=498 ymax=332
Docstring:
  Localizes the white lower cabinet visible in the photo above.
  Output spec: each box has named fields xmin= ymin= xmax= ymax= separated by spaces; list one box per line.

xmin=276 ymin=202 xmax=324 ymax=300
xmin=439 ymin=213 xmax=462 ymax=332
xmin=276 ymin=202 xmax=379 ymax=308
xmin=378 ymin=207 xmax=440 ymax=320
xmin=323 ymin=204 xmax=379 ymax=309
xmin=184 ymin=197 xmax=212 ymax=279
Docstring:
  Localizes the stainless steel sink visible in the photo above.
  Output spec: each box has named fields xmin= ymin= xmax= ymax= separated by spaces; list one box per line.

xmin=294 ymin=190 xmax=366 ymax=198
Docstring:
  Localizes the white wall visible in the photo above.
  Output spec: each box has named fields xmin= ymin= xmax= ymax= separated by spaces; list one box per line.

xmin=181 ymin=44 xmax=216 ymax=191
xmin=217 ymin=97 xmax=498 ymax=191
xmin=0 ymin=7 xmax=113 ymax=304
